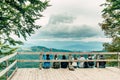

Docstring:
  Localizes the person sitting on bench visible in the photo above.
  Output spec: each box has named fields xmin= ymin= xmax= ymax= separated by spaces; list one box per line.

xmin=87 ymin=54 xmax=94 ymax=68
xmin=61 ymin=55 xmax=68 ymax=68
xmin=99 ymin=55 xmax=106 ymax=68
xmin=43 ymin=54 xmax=51 ymax=68
xmin=53 ymin=55 xmax=60 ymax=69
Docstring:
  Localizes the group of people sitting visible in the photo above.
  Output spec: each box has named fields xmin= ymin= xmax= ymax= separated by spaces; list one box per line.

xmin=43 ymin=54 xmax=68 ymax=69
xmin=42 ymin=54 xmax=106 ymax=69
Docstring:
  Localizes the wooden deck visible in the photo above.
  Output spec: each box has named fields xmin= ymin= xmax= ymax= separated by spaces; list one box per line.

xmin=10 ymin=67 xmax=120 ymax=80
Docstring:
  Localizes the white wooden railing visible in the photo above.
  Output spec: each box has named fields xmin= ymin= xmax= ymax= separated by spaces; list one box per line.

xmin=0 ymin=52 xmax=17 ymax=80
xmin=0 ymin=52 xmax=120 ymax=80
xmin=18 ymin=52 xmax=120 ymax=69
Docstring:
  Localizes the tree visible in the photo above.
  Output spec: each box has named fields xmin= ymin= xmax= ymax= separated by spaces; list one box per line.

xmin=0 ymin=0 xmax=49 ymax=45
xmin=0 ymin=0 xmax=49 ymax=55
xmin=100 ymin=0 xmax=120 ymax=52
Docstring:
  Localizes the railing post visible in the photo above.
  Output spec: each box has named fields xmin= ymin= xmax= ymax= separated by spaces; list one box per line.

xmin=68 ymin=53 xmax=72 ymax=68
xmin=96 ymin=54 xmax=99 ymax=68
xmin=15 ymin=52 xmax=18 ymax=69
xmin=39 ymin=51 xmax=43 ymax=69
xmin=50 ymin=48 xmax=52 ymax=68
xmin=6 ymin=60 xmax=9 ymax=80
xmin=117 ymin=52 xmax=120 ymax=68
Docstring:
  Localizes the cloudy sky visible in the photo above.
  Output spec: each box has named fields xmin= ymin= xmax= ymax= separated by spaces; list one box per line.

xmin=22 ymin=0 xmax=111 ymax=51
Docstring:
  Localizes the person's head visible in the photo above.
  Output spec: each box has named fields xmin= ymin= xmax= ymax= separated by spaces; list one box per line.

xmin=100 ymin=55 xmax=103 ymax=57
xmin=46 ymin=54 xmax=50 ymax=60
xmin=88 ymin=54 xmax=91 ymax=57
xmin=62 ymin=55 xmax=66 ymax=59
xmin=46 ymin=54 xmax=49 ymax=57
xmin=54 ymin=54 xmax=57 ymax=59
xmin=74 ymin=57 xmax=77 ymax=60
xmin=80 ymin=55 xmax=83 ymax=57
xmin=73 ymin=55 xmax=77 ymax=59
xmin=88 ymin=54 xmax=92 ymax=59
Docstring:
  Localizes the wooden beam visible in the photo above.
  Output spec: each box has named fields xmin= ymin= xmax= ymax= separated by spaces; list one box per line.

xmin=39 ymin=52 xmax=43 ymax=69
xmin=18 ymin=60 xmax=40 ymax=62
xmin=18 ymin=52 xmax=40 ymax=54
xmin=18 ymin=59 xmax=118 ymax=63
xmin=68 ymin=54 xmax=72 ymax=67
xmin=6 ymin=60 xmax=9 ymax=79
xmin=0 ymin=52 xmax=17 ymax=64
xmin=117 ymin=52 xmax=120 ymax=68
xmin=7 ymin=67 xmax=18 ymax=80
xmin=0 ymin=60 xmax=17 ymax=77
xmin=18 ymin=52 xmax=118 ymax=55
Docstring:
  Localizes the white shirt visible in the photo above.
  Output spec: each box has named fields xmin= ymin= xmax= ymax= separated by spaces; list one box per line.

xmin=72 ymin=58 xmax=77 ymax=67
xmin=78 ymin=57 xmax=86 ymax=68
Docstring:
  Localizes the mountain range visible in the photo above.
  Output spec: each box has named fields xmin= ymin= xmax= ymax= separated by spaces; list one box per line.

xmin=18 ymin=46 xmax=72 ymax=52
xmin=18 ymin=45 xmax=105 ymax=52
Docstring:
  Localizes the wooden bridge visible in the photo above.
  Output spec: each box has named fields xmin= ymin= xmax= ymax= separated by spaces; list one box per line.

xmin=0 ymin=52 xmax=120 ymax=80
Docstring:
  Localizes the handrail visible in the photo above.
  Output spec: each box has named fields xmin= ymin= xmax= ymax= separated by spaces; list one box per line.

xmin=18 ymin=52 xmax=120 ymax=63
xmin=7 ymin=67 xmax=18 ymax=80
xmin=0 ymin=52 xmax=18 ymax=80
xmin=0 ymin=52 xmax=17 ymax=63
xmin=18 ymin=52 xmax=118 ymax=55
xmin=18 ymin=59 xmax=118 ymax=62
xmin=17 ymin=52 xmax=120 ymax=69
xmin=0 ymin=60 xmax=17 ymax=77
xmin=0 ymin=52 xmax=119 ymax=80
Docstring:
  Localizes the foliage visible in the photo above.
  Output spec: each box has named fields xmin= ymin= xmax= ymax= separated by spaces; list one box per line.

xmin=0 ymin=0 xmax=49 ymax=45
xmin=100 ymin=0 xmax=120 ymax=52
xmin=0 ymin=42 xmax=17 ymax=55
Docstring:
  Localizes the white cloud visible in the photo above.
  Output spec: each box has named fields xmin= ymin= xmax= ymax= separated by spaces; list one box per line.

xmin=34 ymin=13 xmax=105 ymax=39
xmin=80 ymin=37 xmax=112 ymax=42
xmin=36 ymin=0 xmax=105 ymax=26
xmin=24 ymin=37 xmax=111 ymax=43
xmin=24 ymin=0 xmax=109 ymax=44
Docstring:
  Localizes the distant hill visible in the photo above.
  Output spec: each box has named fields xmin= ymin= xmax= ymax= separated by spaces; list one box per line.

xmin=18 ymin=46 xmax=72 ymax=52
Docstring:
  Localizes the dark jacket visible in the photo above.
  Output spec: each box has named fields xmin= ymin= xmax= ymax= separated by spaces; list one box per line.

xmin=61 ymin=55 xmax=68 ymax=68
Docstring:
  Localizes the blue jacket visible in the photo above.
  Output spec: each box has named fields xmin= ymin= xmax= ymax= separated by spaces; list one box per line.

xmin=42 ymin=54 xmax=53 ymax=68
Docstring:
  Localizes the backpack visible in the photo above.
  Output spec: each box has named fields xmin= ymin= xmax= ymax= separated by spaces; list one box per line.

xmin=88 ymin=57 xmax=94 ymax=67
xmin=53 ymin=62 xmax=60 ymax=69
xmin=99 ymin=56 xmax=106 ymax=68
xmin=84 ymin=62 xmax=89 ymax=68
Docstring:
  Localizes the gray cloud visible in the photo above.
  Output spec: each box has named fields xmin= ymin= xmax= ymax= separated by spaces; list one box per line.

xmin=36 ymin=14 xmax=104 ymax=39
xmin=44 ymin=0 xmax=104 ymax=20
xmin=48 ymin=14 xmax=75 ymax=24
xmin=41 ymin=25 xmax=102 ymax=38
xmin=21 ymin=0 xmax=108 ymax=51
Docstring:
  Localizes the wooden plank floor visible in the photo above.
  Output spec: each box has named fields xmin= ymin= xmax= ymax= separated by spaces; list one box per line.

xmin=10 ymin=67 xmax=120 ymax=80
